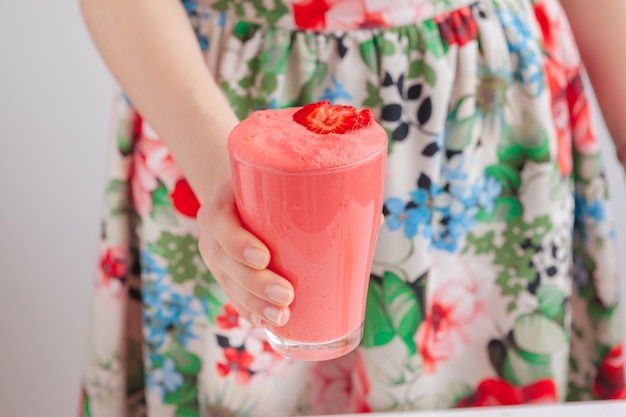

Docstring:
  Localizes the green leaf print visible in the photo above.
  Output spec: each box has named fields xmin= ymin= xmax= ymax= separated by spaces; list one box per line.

xmin=148 ymin=232 xmax=199 ymax=283
xmin=384 ymin=127 xmax=395 ymax=154
xmin=362 ymin=81 xmax=383 ymax=109
xmin=524 ymin=141 xmax=550 ymax=163
xmin=536 ymin=284 xmax=566 ymax=321
xmin=485 ymin=164 xmax=521 ymax=194
xmin=211 ymin=0 xmax=228 ymax=12
xmin=232 ymin=21 xmax=257 ymax=43
xmin=148 ymin=231 xmax=226 ymax=323
xmin=492 ymin=196 xmax=523 ymax=223
xmin=408 ymin=60 xmax=437 ymax=86
xmin=237 ymin=0 xmax=288 ymax=27
xmin=382 ymin=271 xmax=422 ymax=355
xmin=165 ymin=347 xmax=202 ymax=375
xmin=362 ymin=280 xmax=395 ymax=348
xmin=497 ymin=143 xmax=526 ymax=168
xmin=117 ymin=133 xmax=132 ymax=156
xmin=175 ymin=406 xmax=199 ymax=417
xmin=463 ymin=231 xmax=495 ymax=255
xmin=261 ymin=43 xmax=291 ymax=75
xmin=260 ymin=74 xmax=278 ymax=94
xmin=151 ymin=180 xmax=177 ymax=226
xmin=297 ymin=62 xmax=328 ymax=104
xmin=360 ymin=38 xmax=380 ymax=74
xmin=164 ymin=378 xmax=199 ymax=405
xmin=382 ymin=39 xmax=396 ymax=56
xmin=467 ymin=216 xmax=553 ymax=312
xmin=574 ymin=152 xmax=603 ymax=185
xmin=513 ymin=313 xmax=568 ymax=357
xmin=421 ymin=19 xmax=447 ymax=58
xmin=408 ymin=60 xmax=424 ymax=78
xmin=82 ymin=392 xmax=92 ymax=417
xmin=444 ymin=116 xmax=474 ymax=151
xmin=238 ymin=57 xmax=261 ymax=90
xmin=444 ymin=95 xmax=475 ymax=151
xmin=105 ymin=179 xmax=129 ymax=217
xmin=503 ymin=345 xmax=553 ymax=386
xmin=221 ymin=82 xmax=256 ymax=121
xmin=505 ymin=113 xmax=552 ymax=164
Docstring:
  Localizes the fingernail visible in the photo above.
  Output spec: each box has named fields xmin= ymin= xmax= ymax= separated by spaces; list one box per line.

xmin=264 ymin=306 xmax=285 ymax=326
xmin=244 ymin=247 xmax=269 ymax=268
xmin=266 ymin=285 xmax=293 ymax=305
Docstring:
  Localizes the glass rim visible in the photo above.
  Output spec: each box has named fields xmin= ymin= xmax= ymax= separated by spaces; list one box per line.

xmin=229 ymin=139 xmax=388 ymax=175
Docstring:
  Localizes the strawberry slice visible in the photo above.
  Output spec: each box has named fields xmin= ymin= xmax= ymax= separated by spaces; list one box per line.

xmin=293 ymin=100 xmax=374 ymax=134
xmin=356 ymin=108 xmax=375 ymax=127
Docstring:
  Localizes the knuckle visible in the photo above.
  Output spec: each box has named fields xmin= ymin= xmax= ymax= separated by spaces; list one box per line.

xmin=210 ymin=241 xmax=227 ymax=266
xmin=238 ymin=267 xmax=256 ymax=292
xmin=241 ymin=291 xmax=257 ymax=312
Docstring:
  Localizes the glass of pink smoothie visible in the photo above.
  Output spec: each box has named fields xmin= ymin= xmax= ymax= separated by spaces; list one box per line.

xmin=227 ymin=102 xmax=387 ymax=361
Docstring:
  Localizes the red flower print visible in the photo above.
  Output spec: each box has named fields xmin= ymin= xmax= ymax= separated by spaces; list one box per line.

xmin=456 ymin=378 xmax=558 ymax=407
xmin=434 ymin=7 xmax=477 ymax=48
xmin=170 ymin=179 xmax=200 ymax=218
xmin=216 ymin=304 xmax=240 ymax=330
xmin=99 ymin=246 xmax=127 ymax=284
xmin=130 ymin=117 xmax=181 ymax=216
xmin=292 ymin=0 xmax=330 ymax=31
xmin=593 ymin=343 xmax=626 ymax=400
xmin=216 ymin=348 xmax=254 ymax=384
xmin=567 ymin=74 xmax=601 ymax=157
xmin=415 ymin=280 xmax=486 ymax=373
xmin=543 ymin=58 xmax=572 ymax=176
xmin=261 ymin=340 xmax=283 ymax=361
xmin=534 ymin=0 xmax=599 ymax=174
xmin=309 ymin=350 xmax=371 ymax=414
xmin=96 ymin=245 xmax=128 ymax=298
xmin=292 ymin=0 xmax=431 ymax=31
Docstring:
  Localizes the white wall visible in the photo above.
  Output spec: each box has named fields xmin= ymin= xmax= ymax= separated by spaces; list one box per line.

xmin=0 ymin=1 xmax=113 ymax=415
xmin=0 ymin=1 xmax=624 ymax=417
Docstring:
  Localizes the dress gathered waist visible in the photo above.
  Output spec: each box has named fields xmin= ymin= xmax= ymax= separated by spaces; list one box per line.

xmin=195 ymin=0 xmax=478 ymax=32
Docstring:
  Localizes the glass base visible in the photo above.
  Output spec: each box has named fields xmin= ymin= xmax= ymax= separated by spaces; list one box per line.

xmin=265 ymin=324 xmax=363 ymax=361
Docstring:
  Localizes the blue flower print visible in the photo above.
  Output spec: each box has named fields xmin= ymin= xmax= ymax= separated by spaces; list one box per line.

xmin=586 ymin=200 xmax=606 ymax=223
xmin=574 ymin=192 xmax=608 ymax=243
xmin=318 ymin=76 xmax=353 ymax=104
xmin=477 ymin=176 xmax=502 ymax=214
xmin=147 ymin=358 xmax=184 ymax=399
xmin=141 ymin=249 xmax=200 ymax=359
xmin=442 ymin=155 xmax=468 ymax=184
xmin=182 ymin=0 xmax=198 ymax=13
xmin=497 ymin=10 xmax=544 ymax=94
xmin=410 ymin=184 xmax=450 ymax=215
xmin=168 ymin=293 xmax=202 ymax=321
xmin=448 ymin=206 xmax=479 ymax=234
xmin=432 ymin=230 xmax=461 ymax=252
xmin=385 ymin=197 xmax=429 ymax=238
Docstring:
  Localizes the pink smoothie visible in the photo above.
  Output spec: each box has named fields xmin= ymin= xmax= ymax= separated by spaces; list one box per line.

xmin=228 ymin=107 xmax=387 ymax=360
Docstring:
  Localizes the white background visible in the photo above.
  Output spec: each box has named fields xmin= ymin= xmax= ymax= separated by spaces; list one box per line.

xmin=0 ymin=1 xmax=625 ymax=416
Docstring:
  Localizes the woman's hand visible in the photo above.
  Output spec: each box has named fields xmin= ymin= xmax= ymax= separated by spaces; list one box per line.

xmin=197 ymin=176 xmax=294 ymax=328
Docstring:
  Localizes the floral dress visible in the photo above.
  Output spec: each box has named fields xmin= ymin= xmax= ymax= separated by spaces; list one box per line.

xmin=81 ymin=0 xmax=626 ymax=416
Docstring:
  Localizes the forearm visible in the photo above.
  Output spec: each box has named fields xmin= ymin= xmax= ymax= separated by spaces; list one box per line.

xmin=80 ymin=0 xmax=238 ymax=200
xmin=560 ymin=0 xmax=626 ymax=166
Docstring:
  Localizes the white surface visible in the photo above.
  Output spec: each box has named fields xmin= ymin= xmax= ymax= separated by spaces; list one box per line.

xmin=329 ymin=401 xmax=626 ymax=417
xmin=0 ymin=1 xmax=625 ymax=417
